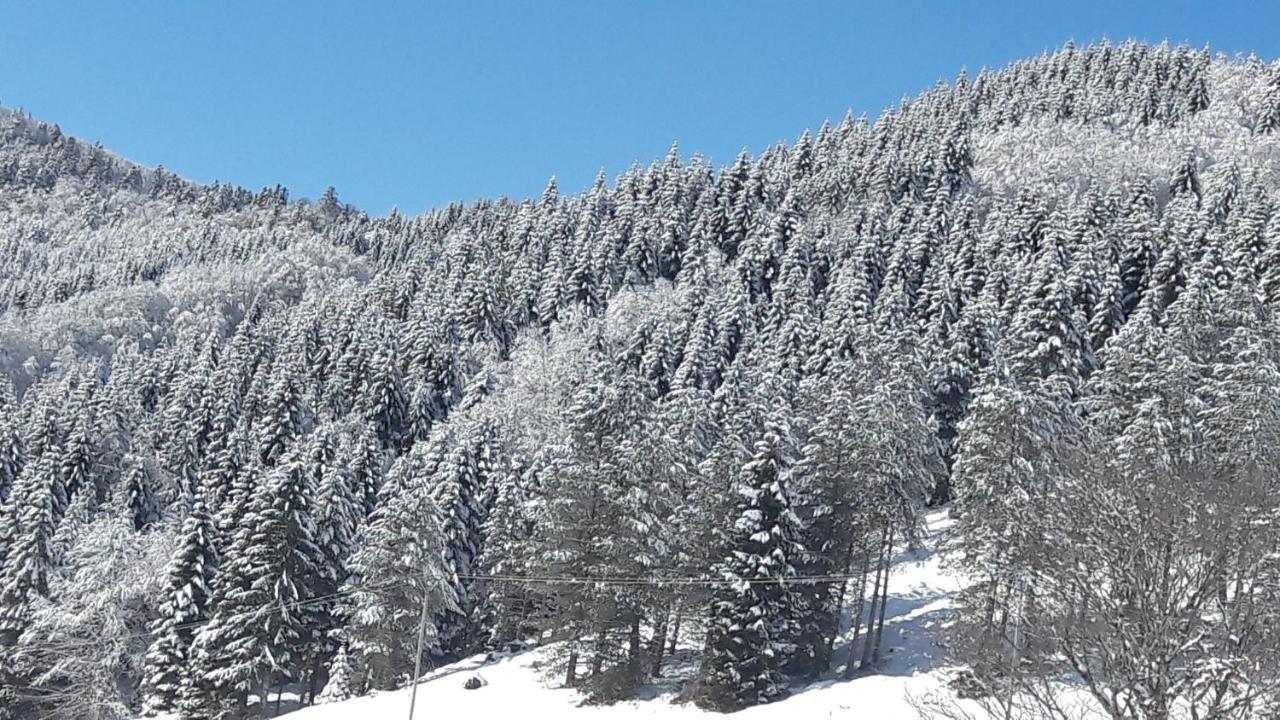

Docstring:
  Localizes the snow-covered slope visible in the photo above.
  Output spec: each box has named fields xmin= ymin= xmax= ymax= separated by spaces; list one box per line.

xmin=284 ymin=510 xmax=968 ymax=720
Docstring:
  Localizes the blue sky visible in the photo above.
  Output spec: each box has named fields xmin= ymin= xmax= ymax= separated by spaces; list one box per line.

xmin=1 ymin=1 xmax=1277 ymax=215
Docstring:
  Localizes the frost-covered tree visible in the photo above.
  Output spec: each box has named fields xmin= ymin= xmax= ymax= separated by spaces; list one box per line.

xmin=119 ymin=453 xmax=160 ymax=532
xmin=186 ymin=447 xmax=323 ymax=717
xmin=426 ymin=418 xmax=495 ymax=658
xmin=140 ymin=496 xmax=218 ymax=715
xmin=696 ymin=419 xmax=804 ymax=712
xmin=11 ymin=515 xmax=173 ymax=720
xmin=335 ymin=442 xmax=460 ymax=692
xmin=474 ymin=462 xmax=537 ymax=650
xmin=0 ymin=453 xmax=63 ymax=643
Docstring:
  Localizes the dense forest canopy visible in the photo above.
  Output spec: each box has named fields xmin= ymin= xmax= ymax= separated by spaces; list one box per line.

xmin=0 ymin=40 xmax=1278 ymax=719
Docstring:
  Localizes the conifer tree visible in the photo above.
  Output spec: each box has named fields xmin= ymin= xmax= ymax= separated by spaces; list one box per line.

xmin=475 ymin=462 xmax=537 ymax=650
xmin=696 ymin=418 xmax=803 ymax=712
xmin=255 ymin=360 xmax=307 ymax=467
xmin=0 ymin=415 xmax=22 ymax=507
xmin=141 ymin=496 xmax=219 ymax=715
xmin=336 ymin=444 xmax=459 ymax=692
xmin=427 ymin=420 xmax=495 ymax=657
xmin=317 ymin=644 xmax=357 ymax=704
xmin=361 ymin=339 xmax=409 ymax=449
xmin=120 ymin=453 xmax=160 ymax=532
xmin=0 ymin=453 xmax=62 ymax=644
xmin=187 ymin=447 xmax=323 ymax=716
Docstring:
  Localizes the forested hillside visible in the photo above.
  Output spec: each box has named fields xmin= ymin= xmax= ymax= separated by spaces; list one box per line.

xmin=1 ymin=40 xmax=1279 ymax=720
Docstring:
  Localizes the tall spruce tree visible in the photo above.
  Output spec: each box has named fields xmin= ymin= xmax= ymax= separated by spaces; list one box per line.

xmin=335 ymin=443 xmax=459 ymax=692
xmin=141 ymin=495 xmax=219 ymax=715
xmin=697 ymin=418 xmax=804 ymax=712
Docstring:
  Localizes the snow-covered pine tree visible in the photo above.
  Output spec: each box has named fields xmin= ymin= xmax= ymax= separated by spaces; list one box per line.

xmin=0 ymin=452 xmax=62 ymax=644
xmin=297 ymin=423 xmax=354 ymax=700
xmin=427 ymin=418 xmax=496 ymax=658
xmin=360 ymin=337 xmax=409 ymax=450
xmin=186 ymin=445 xmax=323 ymax=717
xmin=474 ymin=460 xmax=537 ymax=651
xmin=696 ymin=417 xmax=804 ymax=712
xmin=141 ymin=495 xmax=218 ymax=715
xmin=254 ymin=358 xmax=308 ymax=468
xmin=522 ymin=348 xmax=657 ymax=692
xmin=334 ymin=442 xmax=459 ymax=693
xmin=0 ymin=404 xmax=23 ymax=508
xmin=119 ymin=452 xmax=160 ymax=532
xmin=316 ymin=644 xmax=357 ymax=704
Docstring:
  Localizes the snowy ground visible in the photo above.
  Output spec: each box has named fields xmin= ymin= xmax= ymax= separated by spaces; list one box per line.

xmin=284 ymin=509 xmax=977 ymax=719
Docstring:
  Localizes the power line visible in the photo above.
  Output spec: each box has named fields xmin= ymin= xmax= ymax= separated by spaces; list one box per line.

xmin=456 ymin=570 xmax=879 ymax=586
xmin=6 ymin=579 xmax=400 ymax=656
xmin=9 ymin=567 xmax=884 ymax=658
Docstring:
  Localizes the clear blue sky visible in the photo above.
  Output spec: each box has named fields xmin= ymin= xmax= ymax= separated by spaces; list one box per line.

xmin=1 ymin=1 xmax=1277 ymax=215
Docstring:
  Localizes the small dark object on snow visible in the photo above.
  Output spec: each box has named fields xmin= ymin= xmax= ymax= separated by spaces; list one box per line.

xmin=464 ymin=676 xmax=486 ymax=690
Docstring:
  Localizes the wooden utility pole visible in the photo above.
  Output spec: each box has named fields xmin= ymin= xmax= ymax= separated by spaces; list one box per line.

xmin=408 ymin=587 xmax=430 ymax=720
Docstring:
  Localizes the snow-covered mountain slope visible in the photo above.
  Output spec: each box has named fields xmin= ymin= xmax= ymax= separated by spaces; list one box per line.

xmin=6 ymin=41 xmax=1280 ymax=720
xmin=284 ymin=510 xmax=968 ymax=720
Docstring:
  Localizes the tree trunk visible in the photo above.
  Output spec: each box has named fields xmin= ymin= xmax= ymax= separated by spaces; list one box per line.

xmin=668 ymin=608 xmax=683 ymax=655
xmin=858 ymin=526 xmax=890 ymax=670
xmin=996 ymin=581 xmax=1011 ymax=639
xmin=650 ymin=610 xmax=669 ymax=677
xmin=515 ymin=591 xmax=532 ymax=647
xmin=590 ymin=631 xmax=607 ymax=677
xmin=827 ymin=537 xmax=858 ymax=661
xmin=306 ymin=653 xmax=321 ymax=705
xmin=565 ymin=645 xmax=579 ymax=687
xmin=843 ymin=545 xmax=872 ymax=680
xmin=828 ymin=579 xmax=848 ymax=655
xmin=628 ymin=614 xmax=642 ymax=674
xmin=983 ymin=579 xmax=1000 ymax=635
xmin=871 ymin=524 xmax=896 ymax=664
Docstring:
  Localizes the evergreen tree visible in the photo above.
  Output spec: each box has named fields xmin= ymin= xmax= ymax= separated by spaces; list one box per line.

xmin=1005 ymin=244 xmax=1095 ymax=391
xmin=187 ymin=448 xmax=323 ymax=717
xmin=696 ymin=419 xmax=803 ymax=712
xmin=0 ymin=415 xmax=23 ymax=507
xmin=141 ymin=496 xmax=219 ymax=715
xmin=0 ymin=453 xmax=62 ymax=644
xmin=120 ymin=453 xmax=160 ymax=532
xmin=255 ymin=360 xmax=307 ymax=467
xmin=361 ymin=339 xmax=409 ymax=449
xmin=427 ymin=420 xmax=494 ymax=657
xmin=475 ymin=462 xmax=537 ymax=650
xmin=336 ymin=443 xmax=459 ymax=692
xmin=317 ymin=644 xmax=356 ymax=704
